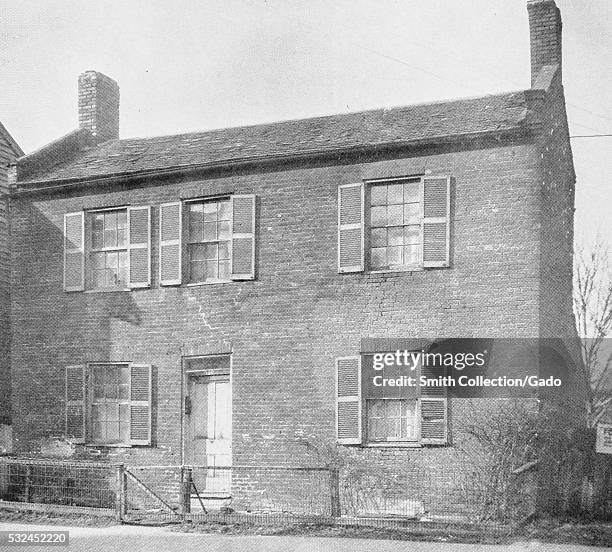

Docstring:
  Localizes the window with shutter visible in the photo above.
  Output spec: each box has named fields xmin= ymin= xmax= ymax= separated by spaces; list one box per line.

xmin=361 ymin=175 xmax=451 ymax=272
xmin=184 ymin=194 xmax=257 ymax=284
xmin=336 ymin=351 xmax=449 ymax=446
xmin=64 ymin=206 xmax=152 ymax=292
xmin=64 ymin=362 xmax=152 ymax=446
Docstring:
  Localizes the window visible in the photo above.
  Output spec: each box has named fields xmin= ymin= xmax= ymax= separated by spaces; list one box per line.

xmin=187 ymin=199 xmax=232 ymax=283
xmin=90 ymin=210 xmax=128 ymax=288
xmin=64 ymin=206 xmax=151 ymax=292
xmin=369 ymin=179 xmax=421 ymax=270
xmin=337 ymin=176 xmax=451 ymax=273
xmin=159 ymin=195 xmax=256 ymax=286
xmin=367 ymin=399 xmax=418 ymax=442
xmin=90 ymin=363 xmax=130 ymax=444
xmin=65 ymin=363 xmax=152 ymax=446
xmin=335 ymin=354 xmax=448 ymax=446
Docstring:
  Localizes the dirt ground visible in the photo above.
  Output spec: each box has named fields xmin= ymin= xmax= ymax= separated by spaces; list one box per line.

xmin=1 ymin=521 xmax=611 ymax=552
xmin=0 ymin=508 xmax=610 ymax=548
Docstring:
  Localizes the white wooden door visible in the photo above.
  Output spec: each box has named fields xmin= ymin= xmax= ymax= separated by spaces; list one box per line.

xmin=186 ymin=375 xmax=231 ymax=494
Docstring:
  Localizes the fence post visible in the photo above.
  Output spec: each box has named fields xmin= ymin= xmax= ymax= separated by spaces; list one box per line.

xmin=116 ymin=464 xmax=126 ymax=522
xmin=180 ymin=467 xmax=192 ymax=517
xmin=25 ymin=465 xmax=32 ymax=503
xmin=330 ymin=467 xmax=341 ymax=518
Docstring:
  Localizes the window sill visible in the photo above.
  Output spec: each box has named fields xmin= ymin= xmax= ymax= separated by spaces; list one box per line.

xmin=368 ymin=266 xmax=424 ymax=275
xmin=84 ymin=288 xmax=131 ymax=294
xmin=364 ymin=442 xmax=422 ymax=448
xmin=83 ymin=443 xmax=132 ymax=448
xmin=185 ymin=280 xmax=233 ymax=287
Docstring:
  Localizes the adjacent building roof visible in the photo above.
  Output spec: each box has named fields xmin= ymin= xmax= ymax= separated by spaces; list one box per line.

xmin=16 ymin=91 xmax=536 ymax=187
xmin=0 ymin=121 xmax=24 ymax=158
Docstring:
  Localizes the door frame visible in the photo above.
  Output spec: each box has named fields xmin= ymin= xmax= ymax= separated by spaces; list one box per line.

xmin=181 ymin=354 xmax=233 ymax=467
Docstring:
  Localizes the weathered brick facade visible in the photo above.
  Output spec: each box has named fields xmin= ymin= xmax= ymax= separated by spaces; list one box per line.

xmin=7 ymin=0 xmax=582 ymax=517
xmin=0 ymin=122 xmax=22 ymax=430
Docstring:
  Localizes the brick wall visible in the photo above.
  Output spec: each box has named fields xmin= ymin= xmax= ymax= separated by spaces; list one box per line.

xmin=9 ymin=124 xmax=577 ymax=514
xmin=0 ymin=136 xmax=18 ymax=426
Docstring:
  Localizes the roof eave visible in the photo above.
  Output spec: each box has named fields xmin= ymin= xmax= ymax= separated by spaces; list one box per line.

xmin=12 ymin=125 xmax=538 ymax=196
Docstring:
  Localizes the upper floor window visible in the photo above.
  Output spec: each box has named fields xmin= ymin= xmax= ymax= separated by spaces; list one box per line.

xmin=337 ymin=176 xmax=451 ymax=274
xmin=369 ymin=179 xmax=422 ymax=271
xmin=90 ymin=209 xmax=129 ymax=289
xmin=64 ymin=206 xmax=151 ymax=292
xmin=159 ymin=195 xmax=256 ymax=286
xmin=187 ymin=198 xmax=231 ymax=283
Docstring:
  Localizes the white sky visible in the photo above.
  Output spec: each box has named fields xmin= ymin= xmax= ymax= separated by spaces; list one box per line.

xmin=0 ymin=0 xmax=610 ymax=246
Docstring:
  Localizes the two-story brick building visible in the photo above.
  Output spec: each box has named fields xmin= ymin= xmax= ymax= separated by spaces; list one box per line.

xmin=0 ymin=121 xmax=23 ymax=450
xmin=7 ymin=0 xmax=584 ymax=515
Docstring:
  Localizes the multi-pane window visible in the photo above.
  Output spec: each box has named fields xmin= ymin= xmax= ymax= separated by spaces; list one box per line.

xmin=369 ymin=179 xmax=422 ymax=270
xmin=90 ymin=363 xmax=130 ymax=445
xmin=187 ymin=199 xmax=231 ymax=283
xmin=90 ymin=209 xmax=128 ymax=288
xmin=65 ymin=363 xmax=152 ymax=445
xmin=367 ymin=399 xmax=418 ymax=442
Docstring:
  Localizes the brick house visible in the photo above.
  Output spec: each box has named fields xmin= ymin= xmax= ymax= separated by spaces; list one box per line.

xmin=7 ymin=0 xmax=584 ymax=515
xmin=0 ymin=121 xmax=23 ymax=448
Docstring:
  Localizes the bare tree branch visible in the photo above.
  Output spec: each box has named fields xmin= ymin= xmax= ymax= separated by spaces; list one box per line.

xmin=574 ymin=237 xmax=612 ymax=426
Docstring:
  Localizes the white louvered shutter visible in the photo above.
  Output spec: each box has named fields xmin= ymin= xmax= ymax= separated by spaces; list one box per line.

xmin=159 ymin=202 xmax=182 ymax=286
xmin=65 ymin=365 xmax=86 ymax=443
xmin=337 ymin=183 xmax=364 ymax=273
xmin=422 ymin=176 xmax=451 ymax=268
xmin=230 ymin=195 xmax=256 ymax=280
xmin=336 ymin=356 xmax=362 ymax=444
xmin=128 ymin=206 xmax=151 ymax=288
xmin=129 ymin=364 xmax=152 ymax=445
xmin=64 ymin=212 xmax=85 ymax=291
xmin=419 ymin=360 xmax=448 ymax=445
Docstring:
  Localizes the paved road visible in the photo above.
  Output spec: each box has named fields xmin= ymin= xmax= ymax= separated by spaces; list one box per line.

xmin=0 ymin=522 xmax=607 ymax=552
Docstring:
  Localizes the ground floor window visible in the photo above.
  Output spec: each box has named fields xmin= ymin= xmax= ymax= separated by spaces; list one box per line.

xmin=335 ymin=354 xmax=448 ymax=446
xmin=65 ymin=362 xmax=152 ymax=446
xmin=366 ymin=399 xmax=418 ymax=442
xmin=90 ymin=363 xmax=131 ymax=444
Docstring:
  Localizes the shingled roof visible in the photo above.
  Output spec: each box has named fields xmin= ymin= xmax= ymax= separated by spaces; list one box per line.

xmin=17 ymin=90 xmax=536 ymax=187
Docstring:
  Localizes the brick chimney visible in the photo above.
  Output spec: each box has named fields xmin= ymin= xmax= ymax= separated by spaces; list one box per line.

xmin=527 ymin=0 xmax=562 ymax=86
xmin=78 ymin=71 xmax=120 ymax=142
